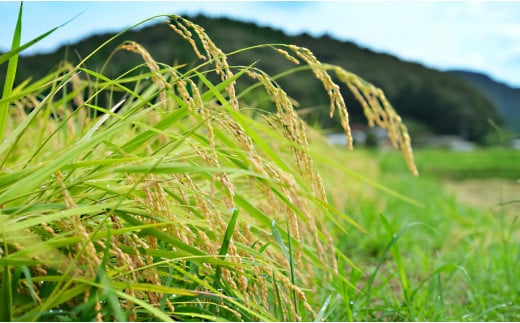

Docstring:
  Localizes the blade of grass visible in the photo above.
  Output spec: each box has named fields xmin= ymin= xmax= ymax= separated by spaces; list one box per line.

xmin=285 ymin=218 xmax=297 ymax=312
xmin=380 ymin=214 xmax=411 ymax=302
xmin=198 ymin=65 xmax=250 ymax=103
xmin=213 ymin=208 xmax=240 ymax=289
xmin=120 ymin=105 xmax=189 ymax=152
xmin=409 ymin=263 xmax=468 ymax=301
xmin=0 ymin=8 xmax=77 ymax=66
xmin=0 ymin=2 xmax=23 ymax=142
xmin=0 ymin=4 xmax=78 ymax=142
xmin=83 ymin=98 xmax=126 ymax=140
xmin=272 ymin=271 xmax=285 ymax=321
xmin=0 ymin=64 xmax=67 ymax=110
xmin=115 ymin=290 xmax=174 ymax=322
xmin=94 ymin=227 xmax=127 ymax=322
xmin=4 ymin=203 xmax=118 ymax=233
xmin=19 ymin=266 xmax=39 ymax=304
xmin=114 ymin=162 xmax=267 ymax=178
xmin=314 ymin=294 xmax=332 ymax=322
xmin=364 ymin=217 xmax=424 ymax=308
xmin=271 ymin=220 xmax=291 ymax=264
xmin=0 ymin=238 xmax=13 ymax=321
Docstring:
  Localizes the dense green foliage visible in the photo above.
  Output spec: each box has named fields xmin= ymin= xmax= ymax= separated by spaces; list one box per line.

xmin=0 ymin=15 xmax=505 ymax=142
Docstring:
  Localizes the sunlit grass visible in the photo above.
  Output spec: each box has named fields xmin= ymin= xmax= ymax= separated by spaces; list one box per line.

xmin=2 ymin=4 xmax=519 ymax=322
xmin=0 ymin=7 xmax=420 ymax=321
xmin=328 ymin=148 xmax=520 ymax=321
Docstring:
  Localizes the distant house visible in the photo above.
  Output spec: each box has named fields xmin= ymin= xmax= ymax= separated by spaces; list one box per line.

xmin=351 ymin=123 xmax=367 ymax=146
xmin=326 ymin=133 xmax=350 ymax=146
xmin=325 ymin=124 xmax=390 ymax=148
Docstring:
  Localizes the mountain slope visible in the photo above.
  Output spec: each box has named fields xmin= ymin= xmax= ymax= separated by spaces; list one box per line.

xmin=0 ymin=14 xmax=506 ymax=142
xmin=448 ymin=70 xmax=520 ymax=133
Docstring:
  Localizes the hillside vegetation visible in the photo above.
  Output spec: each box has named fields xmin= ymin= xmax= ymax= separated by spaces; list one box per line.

xmin=449 ymin=70 xmax=520 ymax=133
xmin=0 ymin=15 xmax=505 ymax=143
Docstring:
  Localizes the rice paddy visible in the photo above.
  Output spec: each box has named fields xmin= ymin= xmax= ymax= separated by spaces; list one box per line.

xmin=1 ymin=8 xmax=518 ymax=322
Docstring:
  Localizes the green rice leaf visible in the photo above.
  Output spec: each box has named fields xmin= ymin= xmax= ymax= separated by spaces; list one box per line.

xmin=381 ymin=214 xmax=410 ymax=301
xmin=0 ymin=2 xmax=23 ymax=143
xmin=20 ymin=266 xmax=38 ymax=304
xmin=315 ymin=294 xmax=332 ymax=322
xmin=272 ymin=271 xmax=285 ymax=321
xmin=213 ymin=208 xmax=240 ymax=288
xmin=271 ymin=220 xmax=290 ymax=263
xmin=0 ymin=8 xmax=74 ymax=66
xmin=114 ymin=162 xmax=267 ymax=178
xmin=0 ymin=254 xmax=13 ymax=321
xmin=115 ymin=288 xmax=180 ymax=322
xmin=233 ymin=193 xmax=272 ymax=227
xmin=197 ymin=66 xmax=249 ymax=103
xmin=409 ymin=264 xmax=469 ymax=301
xmin=219 ymin=209 xmax=240 ymax=257
xmin=114 ymin=282 xmax=198 ymax=297
xmin=3 ymin=203 xmax=117 ymax=233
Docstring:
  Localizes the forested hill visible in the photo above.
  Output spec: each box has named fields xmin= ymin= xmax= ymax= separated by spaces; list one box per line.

xmin=448 ymin=70 xmax=520 ymax=133
xmin=2 ymin=15 xmax=511 ymax=142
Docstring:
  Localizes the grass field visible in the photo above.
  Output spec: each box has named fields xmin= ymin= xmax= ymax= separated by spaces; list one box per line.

xmin=1 ymin=8 xmax=519 ymax=322
xmin=379 ymin=148 xmax=520 ymax=180
xmin=326 ymin=147 xmax=520 ymax=321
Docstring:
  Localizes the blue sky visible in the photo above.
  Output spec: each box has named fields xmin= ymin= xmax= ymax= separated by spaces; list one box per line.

xmin=1 ymin=1 xmax=520 ymax=88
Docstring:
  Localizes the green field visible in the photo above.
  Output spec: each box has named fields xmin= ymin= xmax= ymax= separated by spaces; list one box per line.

xmin=379 ymin=148 xmax=520 ymax=180
xmin=1 ymin=8 xmax=519 ymax=322
xmin=321 ymin=147 xmax=520 ymax=321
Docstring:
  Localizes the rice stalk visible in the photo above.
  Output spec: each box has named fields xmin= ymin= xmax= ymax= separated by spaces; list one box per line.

xmin=333 ymin=67 xmax=419 ymax=176
xmin=0 ymin=13 xmax=418 ymax=322
xmin=168 ymin=15 xmax=239 ymax=110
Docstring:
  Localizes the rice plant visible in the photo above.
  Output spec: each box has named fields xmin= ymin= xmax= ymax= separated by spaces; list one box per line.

xmin=0 ymin=7 xmax=417 ymax=322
